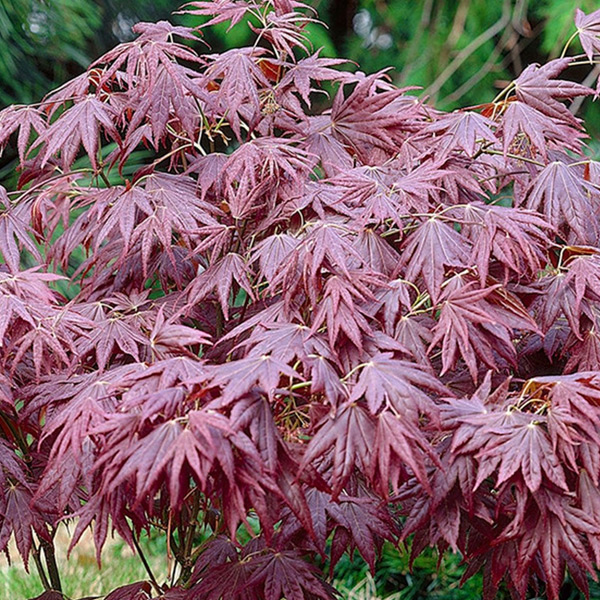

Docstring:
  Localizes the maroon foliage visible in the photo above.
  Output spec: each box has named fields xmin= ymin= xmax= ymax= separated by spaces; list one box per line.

xmin=3 ymin=2 xmax=600 ymax=599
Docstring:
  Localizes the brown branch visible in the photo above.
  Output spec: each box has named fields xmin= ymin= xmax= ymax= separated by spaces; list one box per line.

xmin=447 ymin=0 xmax=471 ymax=49
xmin=440 ymin=27 xmax=512 ymax=105
xmin=31 ymin=539 xmax=51 ymax=592
xmin=424 ymin=0 xmax=512 ymax=100
xmin=570 ymin=64 xmax=600 ymax=116
xmin=131 ymin=530 xmax=162 ymax=594
xmin=40 ymin=535 xmax=62 ymax=593
xmin=399 ymin=0 xmax=438 ymax=85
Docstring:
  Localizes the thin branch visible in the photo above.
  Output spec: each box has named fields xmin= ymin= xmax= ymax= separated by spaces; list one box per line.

xmin=446 ymin=0 xmax=471 ymax=50
xmin=482 ymin=148 xmax=546 ymax=167
xmin=441 ymin=27 xmax=512 ymax=105
xmin=131 ymin=530 xmax=162 ymax=594
xmin=424 ymin=0 xmax=511 ymax=99
xmin=398 ymin=0 xmax=438 ymax=85
xmin=400 ymin=0 xmax=435 ymax=80
xmin=448 ymin=19 xmax=545 ymax=106
xmin=97 ymin=167 xmax=112 ymax=188
xmin=560 ymin=30 xmax=581 ymax=59
xmin=40 ymin=535 xmax=62 ymax=593
xmin=31 ymin=539 xmax=51 ymax=592
xmin=570 ymin=64 xmax=600 ymax=116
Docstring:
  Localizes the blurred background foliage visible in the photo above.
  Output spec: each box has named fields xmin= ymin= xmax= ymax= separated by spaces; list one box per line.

xmin=0 ymin=0 xmax=176 ymax=107
xmin=2 ymin=1 xmax=600 ymax=598
xmin=2 ymin=0 xmax=600 ymax=106
xmin=2 ymin=0 xmax=600 ymax=183
xmin=3 ymin=0 xmax=600 ymax=183
xmin=2 ymin=0 xmax=599 ymax=110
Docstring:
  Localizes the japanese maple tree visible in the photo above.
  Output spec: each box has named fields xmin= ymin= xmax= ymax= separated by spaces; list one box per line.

xmin=3 ymin=1 xmax=600 ymax=599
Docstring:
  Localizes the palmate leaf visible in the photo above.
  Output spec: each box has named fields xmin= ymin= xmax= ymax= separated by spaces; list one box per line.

xmin=353 ymin=229 xmax=402 ymax=277
xmin=191 ymin=536 xmax=238 ymax=584
xmin=327 ymin=491 xmax=397 ymax=573
xmin=512 ymin=58 xmax=593 ymax=125
xmin=203 ymin=46 xmax=271 ymax=139
xmin=72 ymin=173 xmax=219 ymax=284
xmin=186 ymin=252 xmax=255 ymax=320
xmin=5 ymin=302 xmax=86 ymax=380
xmin=560 ymin=252 xmax=600 ymax=316
xmin=534 ymin=372 xmax=600 ymax=449
xmin=279 ymin=486 xmax=397 ymax=574
xmin=300 ymin=402 xmax=374 ymax=498
xmin=0 ymin=105 xmax=47 ymax=162
xmin=99 ymin=417 xmax=212 ymax=506
xmin=431 ymin=284 xmax=502 ymax=380
xmin=464 ymin=485 xmax=600 ymax=600
xmin=188 ymin=557 xmax=260 ymax=600
xmin=399 ymin=216 xmax=471 ymax=303
xmin=372 ymin=409 xmax=435 ymax=495
xmin=529 ymin=270 xmax=582 ymax=336
xmin=497 ymin=101 xmax=584 ymax=159
xmin=304 ymin=353 xmax=347 ymax=406
xmin=441 ymin=378 xmax=572 ymax=494
xmin=565 ymin=306 xmax=600 ymax=372
xmin=393 ymin=314 xmax=435 ymax=366
xmin=349 ymin=352 xmax=444 ymax=416
xmin=267 ymin=221 xmax=365 ymax=306
xmin=0 ymin=479 xmax=49 ymax=567
xmin=132 ymin=172 xmax=219 ymax=274
xmin=252 ymin=233 xmax=300 ymax=285
xmin=181 ymin=0 xmax=256 ymax=30
xmin=366 ymin=277 xmax=413 ymax=333
xmin=0 ymin=288 xmax=36 ymax=346
xmin=475 ymin=411 xmax=567 ymax=493
xmin=575 ymin=9 xmax=600 ymax=61
xmin=278 ymin=52 xmax=354 ymax=107
xmin=124 ymin=62 xmax=204 ymax=148
xmin=300 ymin=116 xmax=355 ymax=177
xmin=222 ymin=137 xmax=315 ymax=218
xmin=329 ymin=161 xmax=443 ymax=226
xmin=395 ymin=442 xmax=488 ymax=553
xmin=209 ymin=353 xmax=300 ymax=404
xmin=91 ymin=20 xmax=202 ymax=92
xmin=242 ymin=549 xmax=336 ymax=600
xmin=452 ymin=202 xmax=554 ymax=284
xmin=526 ymin=160 xmax=599 ymax=244
xmin=429 ymin=280 xmax=538 ymax=381
xmin=33 ymin=95 xmax=120 ymax=171
xmin=104 ymin=581 xmax=153 ymax=600
xmin=238 ymin=321 xmax=330 ymax=366
xmin=77 ymin=313 xmax=146 ymax=372
xmin=31 ymin=369 xmax=141 ymax=513
xmin=302 ymin=222 xmax=363 ymax=283
xmin=425 ymin=110 xmax=498 ymax=158
xmin=96 ymin=406 xmax=272 ymax=521
xmin=329 ymin=74 xmax=423 ymax=161
xmin=251 ymin=12 xmax=317 ymax=57
xmin=148 ymin=308 xmax=211 ymax=358
xmin=0 ymin=192 xmax=40 ymax=273
xmin=310 ymin=274 xmax=375 ymax=352
xmin=514 ymin=490 xmax=600 ymax=600
xmin=189 ymin=537 xmax=339 ymax=600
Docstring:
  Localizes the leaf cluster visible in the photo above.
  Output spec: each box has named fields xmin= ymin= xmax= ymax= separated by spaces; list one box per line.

xmin=2 ymin=2 xmax=600 ymax=600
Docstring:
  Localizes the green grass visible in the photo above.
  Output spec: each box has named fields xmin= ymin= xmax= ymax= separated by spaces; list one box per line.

xmin=8 ymin=529 xmax=594 ymax=600
xmin=331 ymin=542 xmax=484 ymax=600
xmin=0 ymin=530 xmax=168 ymax=600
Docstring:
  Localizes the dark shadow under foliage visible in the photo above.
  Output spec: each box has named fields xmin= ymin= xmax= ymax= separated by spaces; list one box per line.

xmin=3 ymin=1 xmax=600 ymax=599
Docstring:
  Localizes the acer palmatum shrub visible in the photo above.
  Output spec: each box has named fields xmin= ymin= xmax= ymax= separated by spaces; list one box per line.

xmin=4 ymin=2 xmax=600 ymax=599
